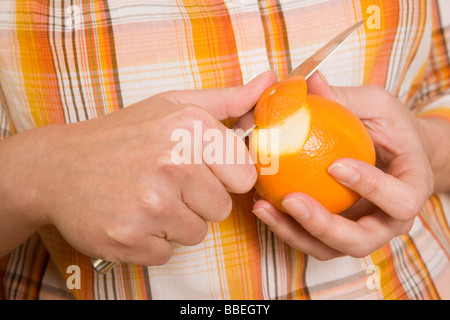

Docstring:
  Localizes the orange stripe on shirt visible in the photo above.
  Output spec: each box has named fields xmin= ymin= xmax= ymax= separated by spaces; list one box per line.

xmin=16 ymin=0 xmax=65 ymax=127
xmin=400 ymin=235 xmax=440 ymax=299
xmin=89 ymin=1 xmax=123 ymax=114
xmin=419 ymin=196 xmax=450 ymax=259
xmin=182 ymin=0 xmax=262 ymax=299
xmin=182 ymin=0 xmax=243 ymax=89
xmin=359 ymin=0 xmax=400 ymax=86
xmin=258 ymin=0 xmax=292 ymax=79
xmin=393 ymin=0 xmax=427 ymax=96
xmin=79 ymin=1 xmax=123 ymax=116
xmin=284 ymin=246 xmax=309 ymax=299
xmin=429 ymin=0 xmax=450 ymax=93
xmin=218 ymin=194 xmax=263 ymax=299
xmin=37 ymin=225 xmax=95 ymax=300
xmin=369 ymin=243 xmax=408 ymax=299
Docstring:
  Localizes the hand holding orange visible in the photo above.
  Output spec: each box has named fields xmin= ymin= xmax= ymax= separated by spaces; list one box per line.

xmin=251 ymin=71 xmax=434 ymax=260
xmin=250 ymin=76 xmax=376 ymax=214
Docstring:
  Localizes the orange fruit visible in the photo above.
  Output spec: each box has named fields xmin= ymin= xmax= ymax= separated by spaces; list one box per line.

xmin=250 ymin=76 xmax=376 ymax=214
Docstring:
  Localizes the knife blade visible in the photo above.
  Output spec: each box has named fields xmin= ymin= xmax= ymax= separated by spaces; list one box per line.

xmin=237 ymin=19 xmax=364 ymax=139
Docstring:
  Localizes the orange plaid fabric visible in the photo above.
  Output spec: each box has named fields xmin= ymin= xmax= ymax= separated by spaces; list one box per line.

xmin=0 ymin=0 xmax=449 ymax=300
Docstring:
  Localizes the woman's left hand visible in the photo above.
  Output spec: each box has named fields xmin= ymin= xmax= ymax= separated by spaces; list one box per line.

xmin=252 ymin=71 xmax=435 ymax=260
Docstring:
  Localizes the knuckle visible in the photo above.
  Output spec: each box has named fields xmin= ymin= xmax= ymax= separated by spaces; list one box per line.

xmin=140 ymin=191 xmax=169 ymax=219
xmin=409 ymin=197 xmax=423 ymax=217
xmin=177 ymin=104 xmax=216 ymax=128
xmin=106 ymin=224 xmax=143 ymax=248
xmin=244 ymin=166 xmax=258 ymax=190
xmin=367 ymin=85 xmax=391 ymax=100
xmin=215 ymin=193 xmax=233 ymax=221
xmin=159 ymin=152 xmax=195 ymax=179
xmin=152 ymin=246 xmax=174 ymax=266
xmin=313 ymin=251 xmax=341 ymax=261
xmin=166 ymin=104 xmax=210 ymax=132
xmin=366 ymin=84 xmax=385 ymax=93
xmin=397 ymin=190 xmax=423 ymax=221
xmin=177 ymin=104 xmax=202 ymax=117
xmin=398 ymin=219 xmax=415 ymax=235
xmin=349 ymin=239 xmax=375 ymax=258
xmin=361 ymin=175 xmax=382 ymax=199
xmin=189 ymin=181 xmax=232 ymax=223
xmin=276 ymin=230 xmax=295 ymax=245
xmin=231 ymin=166 xmax=257 ymax=194
xmin=425 ymin=170 xmax=435 ymax=196
xmin=308 ymin=219 xmax=330 ymax=239
xmin=400 ymin=201 xmax=420 ymax=221
xmin=191 ymin=222 xmax=209 ymax=245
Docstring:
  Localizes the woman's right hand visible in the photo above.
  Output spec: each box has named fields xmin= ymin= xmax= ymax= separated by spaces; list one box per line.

xmin=0 ymin=70 xmax=277 ymax=265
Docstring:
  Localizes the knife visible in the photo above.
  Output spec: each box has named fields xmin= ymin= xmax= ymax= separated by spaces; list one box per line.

xmin=237 ymin=19 xmax=365 ymax=139
xmin=90 ymin=19 xmax=364 ymax=274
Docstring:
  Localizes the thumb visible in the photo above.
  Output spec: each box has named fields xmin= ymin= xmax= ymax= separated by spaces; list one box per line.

xmin=161 ymin=70 xmax=277 ymax=121
xmin=306 ymin=71 xmax=380 ymax=119
xmin=306 ymin=71 xmax=351 ymax=109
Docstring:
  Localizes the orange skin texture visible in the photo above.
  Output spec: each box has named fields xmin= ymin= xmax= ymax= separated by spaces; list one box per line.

xmin=254 ymin=76 xmax=307 ymax=128
xmin=253 ymin=78 xmax=376 ymax=214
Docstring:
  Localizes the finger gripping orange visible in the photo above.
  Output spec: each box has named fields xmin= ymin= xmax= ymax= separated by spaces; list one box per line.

xmin=251 ymin=77 xmax=376 ymax=214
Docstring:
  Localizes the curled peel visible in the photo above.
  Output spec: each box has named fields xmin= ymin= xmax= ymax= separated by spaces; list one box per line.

xmin=254 ymin=76 xmax=307 ymax=129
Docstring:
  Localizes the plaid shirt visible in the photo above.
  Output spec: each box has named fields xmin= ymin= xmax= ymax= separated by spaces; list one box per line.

xmin=0 ymin=0 xmax=449 ymax=300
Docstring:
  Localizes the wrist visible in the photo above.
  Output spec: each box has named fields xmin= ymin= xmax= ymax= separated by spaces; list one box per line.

xmin=418 ymin=117 xmax=450 ymax=192
xmin=0 ymin=125 xmax=60 ymax=229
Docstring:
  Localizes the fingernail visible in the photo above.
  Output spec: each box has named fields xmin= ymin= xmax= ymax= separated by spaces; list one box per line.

xmin=282 ymin=198 xmax=310 ymax=221
xmin=328 ymin=162 xmax=360 ymax=184
xmin=247 ymin=69 xmax=273 ymax=84
xmin=253 ymin=208 xmax=277 ymax=227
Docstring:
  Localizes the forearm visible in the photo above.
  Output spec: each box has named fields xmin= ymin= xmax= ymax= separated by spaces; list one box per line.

xmin=419 ymin=117 xmax=450 ymax=193
xmin=0 ymin=127 xmax=51 ymax=257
